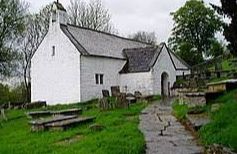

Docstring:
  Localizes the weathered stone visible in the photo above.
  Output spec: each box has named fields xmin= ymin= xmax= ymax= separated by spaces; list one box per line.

xmin=52 ymin=108 xmax=82 ymax=116
xmin=102 ymin=90 xmax=110 ymax=98
xmin=45 ymin=116 xmax=95 ymax=131
xmin=139 ymin=99 xmax=203 ymax=154
xmin=29 ymin=115 xmax=77 ymax=132
xmin=134 ymin=91 xmax=142 ymax=100
xmin=89 ymin=124 xmax=104 ymax=132
xmin=117 ymin=93 xmax=129 ymax=108
xmin=187 ymin=113 xmax=210 ymax=130
xmin=211 ymin=103 xmax=221 ymax=112
xmin=99 ymin=98 xmax=109 ymax=110
xmin=27 ymin=111 xmax=51 ymax=119
xmin=206 ymin=144 xmax=236 ymax=154
xmin=111 ymin=86 xmax=120 ymax=97
xmin=24 ymin=101 xmax=46 ymax=109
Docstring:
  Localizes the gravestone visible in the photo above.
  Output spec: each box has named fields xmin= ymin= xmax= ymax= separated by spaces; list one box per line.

xmin=134 ymin=91 xmax=142 ymax=99
xmin=102 ymin=90 xmax=110 ymax=98
xmin=89 ymin=124 xmax=104 ymax=132
xmin=24 ymin=101 xmax=46 ymax=109
xmin=99 ymin=98 xmax=109 ymax=110
xmin=117 ymin=93 xmax=129 ymax=108
xmin=111 ymin=86 xmax=120 ymax=97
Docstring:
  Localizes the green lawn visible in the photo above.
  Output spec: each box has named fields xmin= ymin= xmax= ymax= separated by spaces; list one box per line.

xmin=172 ymin=99 xmax=188 ymax=121
xmin=0 ymin=101 xmax=148 ymax=154
xmin=199 ymin=90 xmax=237 ymax=151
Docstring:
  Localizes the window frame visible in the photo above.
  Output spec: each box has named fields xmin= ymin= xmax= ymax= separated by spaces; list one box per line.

xmin=95 ymin=73 xmax=104 ymax=85
xmin=52 ymin=46 xmax=56 ymax=56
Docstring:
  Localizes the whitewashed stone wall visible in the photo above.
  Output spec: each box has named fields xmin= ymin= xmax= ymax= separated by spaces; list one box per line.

xmin=120 ymin=72 xmax=153 ymax=95
xmin=31 ymin=20 xmax=81 ymax=105
xmin=152 ymin=46 xmax=177 ymax=95
xmin=80 ymin=56 xmax=126 ymax=102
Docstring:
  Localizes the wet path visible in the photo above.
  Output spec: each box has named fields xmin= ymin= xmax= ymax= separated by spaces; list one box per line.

xmin=139 ymin=99 xmax=203 ymax=154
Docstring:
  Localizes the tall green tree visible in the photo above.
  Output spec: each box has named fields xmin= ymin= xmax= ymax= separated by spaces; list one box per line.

xmin=0 ymin=0 xmax=28 ymax=78
xmin=211 ymin=0 xmax=237 ymax=56
xmin=168 ymin=0 xmax=223 ymax=66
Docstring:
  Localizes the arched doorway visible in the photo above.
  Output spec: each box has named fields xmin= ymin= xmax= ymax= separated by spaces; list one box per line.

xmin=161 ymin=72 xmax=170 ymax=97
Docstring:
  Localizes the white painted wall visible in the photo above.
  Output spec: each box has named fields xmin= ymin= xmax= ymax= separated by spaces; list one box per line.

xmin=120 ymin=72 xmax=153 ymax=95
xmin=31 ymin=17 xmax=81 ymax=105
xmin=80 ymin=56 xmax=125 ymax=102
xmin=152 ymin=46 xmax=177 ymax=95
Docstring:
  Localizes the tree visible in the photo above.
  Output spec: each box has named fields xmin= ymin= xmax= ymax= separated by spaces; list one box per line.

xmin=168 ymin=0 xmax=223 ymax=66
xmin=0 ymin=0 xmax=28 ymax=78
xmin=211 ymin=0 xmax=237 ymax=56
xmin=209 ymin=40 xmax=225 ymax=58
xmin=19 ymin=4 xmax=51 ymax=102
xmin=129 ymin=31 xmax=157 ymax=45
xmin=67 ymin=0 xmax=115 ymax=33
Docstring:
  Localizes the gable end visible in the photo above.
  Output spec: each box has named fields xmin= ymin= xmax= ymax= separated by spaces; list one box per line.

xmin=60 ymin=24 xmax=89 ymax=55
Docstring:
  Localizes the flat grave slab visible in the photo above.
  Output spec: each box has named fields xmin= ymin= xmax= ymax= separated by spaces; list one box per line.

xmin=29 ymin=115 xmax=77 ymax=131
xmin=45 ymin=116 xmax=96 ymax=131
xmin=52 ymin=108 xmax=82 ymax=116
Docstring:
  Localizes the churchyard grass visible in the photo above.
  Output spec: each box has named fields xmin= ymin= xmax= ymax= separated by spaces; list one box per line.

xmin=172 ymin=99 xmax=188 ymax=121
xmin=0 ymin=100 xmax=147 ymax=154
xmin=199 ymin=90 xmax=237 ymax=151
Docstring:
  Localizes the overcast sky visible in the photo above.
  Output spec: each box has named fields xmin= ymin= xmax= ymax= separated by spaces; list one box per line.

xmin=26 ymin=0 xmax=221 ymax=43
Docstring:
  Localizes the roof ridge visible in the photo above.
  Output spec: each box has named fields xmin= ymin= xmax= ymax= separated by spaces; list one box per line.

xmin=123 ymin=46 xmax=158 ymax=51
xmin=67 ymin=24 xmax=152 ymax=45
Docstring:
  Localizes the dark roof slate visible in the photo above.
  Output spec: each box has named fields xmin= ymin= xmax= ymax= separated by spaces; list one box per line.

xmin=59 ymin=24 xmax=190 ymax=73
xmin=60 ymin=24 xmax=150 ymax=59
xmin=120 ymin=46 xmax=161 ymax=73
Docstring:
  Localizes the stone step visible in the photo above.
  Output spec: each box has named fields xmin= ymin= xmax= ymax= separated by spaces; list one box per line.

xmin=51 ymin=108 xmax=82 ymax=116
xmin=27 ymin=108 xmax=82 ymax=119
xmin=29 ymin=115 xmax=77 ymax=131
xmin=45 ymin=116 xmax=96 ymax=131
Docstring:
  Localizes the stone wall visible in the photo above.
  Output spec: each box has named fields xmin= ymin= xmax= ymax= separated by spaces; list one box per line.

xmin=120 ymin=72 xmax=153 ymax=95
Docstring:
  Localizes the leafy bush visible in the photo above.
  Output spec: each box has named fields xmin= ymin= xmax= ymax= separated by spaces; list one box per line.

xmin=172 ymin=99 xmax=188 ymax=120
xmin=0 ymin=83 xmax=26 ymax=105
xmin=199 ymin=90 xmax=237 ymax=151
xmin=0 ymin=84 xmax=10 ymax=104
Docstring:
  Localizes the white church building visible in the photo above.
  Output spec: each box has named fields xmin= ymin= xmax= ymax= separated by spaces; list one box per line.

xmin=31 ymin=2 xmax=190 ymax=105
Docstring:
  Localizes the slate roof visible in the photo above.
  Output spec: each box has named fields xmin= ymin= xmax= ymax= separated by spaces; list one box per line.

xmin=60 ymin=24 xmax=189 ymax=73
xmin=120 ymin=46 xmax=162 ymax=73
xmin=60 ymin=24 xmax=150 ymax=59
xmin=120 ymin=44 xmax=190 ymax=73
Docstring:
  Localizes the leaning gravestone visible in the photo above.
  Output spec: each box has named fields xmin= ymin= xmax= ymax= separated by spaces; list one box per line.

xmin=102 ymin=90 xmax=110 ymax=98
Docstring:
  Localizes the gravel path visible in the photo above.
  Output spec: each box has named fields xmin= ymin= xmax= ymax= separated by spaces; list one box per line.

xmin=139 ymin=99 xmax=203 ymax=154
